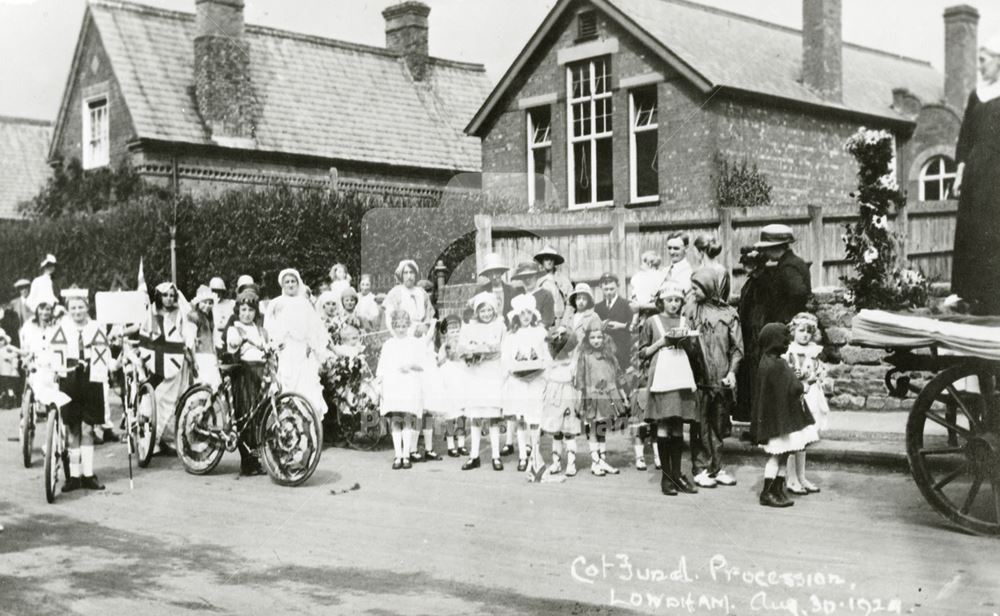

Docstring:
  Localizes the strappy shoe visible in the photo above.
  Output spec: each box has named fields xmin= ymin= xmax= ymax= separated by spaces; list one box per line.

xmin=446 ymin=448 xmax=460 ymax=458
xmin=492 ymin=458 xmax=504 ymax=471
xmin=802 ymin=480 xmax=821 ymax=493
xmin=392 ymin=458 xmax=403 ymax=470
xmin=458 ymin=447 xmax=470 ymax=457
xmin=401 ymin=457 xmax=412 ymax=470
xmin=517 ymin=458 xmax=528 ymax=472
xmin=424 ymin=450 xmax=441 ymax=461
xmin=635 ymin=457 xmax=648 ymax=471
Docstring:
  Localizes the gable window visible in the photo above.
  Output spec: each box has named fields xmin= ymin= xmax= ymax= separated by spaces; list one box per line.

xmin=629 ymin=87 xmax=658 ymax=202
xmin=919 ymin=155 xmax=958 ymax=201
xmin=527 ymin=106 xmax=552 ymax=207
xmin=567 ymin=57 xmax=613 ymax=209
xmin=82 ymin=96 xmax=109 ymax=169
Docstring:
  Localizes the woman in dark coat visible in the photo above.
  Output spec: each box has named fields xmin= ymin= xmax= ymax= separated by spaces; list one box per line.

xmin=953 ymin=42 xmax=1000 ymax=315
xmin=735 ymin=248 xmax=768 ymax=423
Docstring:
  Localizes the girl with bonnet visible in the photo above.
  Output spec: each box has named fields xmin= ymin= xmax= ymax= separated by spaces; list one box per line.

xmin=458 ymin=292 xmax=506 ymax=471
xmin=264 ymin=268 xmax=331 ymax=418
xmin=782 ymin=312 xmax=828 ymax=495
xmin=501 ymin=293 xmax=551 ymax=477
xmin=378 ymin=309 xmax=427 ymax=469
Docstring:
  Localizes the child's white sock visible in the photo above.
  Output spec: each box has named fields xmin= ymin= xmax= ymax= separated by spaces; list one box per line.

xmin=589 ymin=441 xmax=600 ymax=463
xmin=633 ymin=442 xmax=645 ymax=462
xmin=469 ymin=426 xmax=481 ymax=459
xmin=516 ymin=426 xmax=528 ymax=460
xmin=68 ymin=448 xmax=81 ymax=478
xmin=422 ymin=428 xmax=434 ymax=453
xmin=564 ymin=437 xmax=578 ymax=461
xmin=402 ymin=427 xmax=415 ymax=458
xmin=653 ymin=442 xmax=662 ymax=467
xmin=457 ymin=433 xmax=466 ymax=449
xmin=391 ymin=428 xmax=404 ymax=459
xmin=489 ymin=424 xmax=501 ymax=458
xmin=446 ymin=435 xmax=455 ymax=450
xmin=550 ymin=438 xmax=563 ymax=464
xmin=505 ymin=418 xmax=516 ymax=446
xmin=81 ymin=445 xmax=95 ymax=476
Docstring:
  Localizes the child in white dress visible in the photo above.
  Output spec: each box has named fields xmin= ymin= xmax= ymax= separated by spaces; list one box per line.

xmin=501 ymin=294 xmax=551 ymax=479
xmin=782 ymin=312 xmax=828 ymax=494
xmin=437 ymin=315 xmax=468 ymax=457
xmin=540 ymin=326 xmax=580 ymax=478
xmin=377 ymin=310 xmax=426 ymax=470
xmin=458 ymin=292 xmax=506 ymax=471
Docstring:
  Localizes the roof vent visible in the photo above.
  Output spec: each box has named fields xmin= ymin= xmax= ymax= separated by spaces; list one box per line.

xmin=577 ymin=10 xmax=598 ymax=41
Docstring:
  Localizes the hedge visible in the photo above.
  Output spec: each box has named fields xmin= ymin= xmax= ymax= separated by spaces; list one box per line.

xmin=0 ymin=184 xmax=521 ymax=299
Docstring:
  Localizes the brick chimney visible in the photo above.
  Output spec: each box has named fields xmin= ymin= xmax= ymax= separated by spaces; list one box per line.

xmin=194 ymin=0 xmax=256 ymax=144
xmin=944 ymin=5 xmax=979 ymax=113
xmin=382 ymin=1 xmax=431 ymax=81
xmin=802 ymin=0 xmax=843 ymax=103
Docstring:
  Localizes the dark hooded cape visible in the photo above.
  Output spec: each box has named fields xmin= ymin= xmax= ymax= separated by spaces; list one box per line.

xmin=751 ymin=323 xmax=813 ymax=444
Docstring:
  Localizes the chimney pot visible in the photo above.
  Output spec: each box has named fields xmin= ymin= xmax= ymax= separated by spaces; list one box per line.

xmin=383 ymin=1 xmax=431 ymax=81
xmin=944 ymin=4 xmax=980 ymax=113
xmin=802 ymin=0 xmax=843 ymax=103
xmin=194 ymin=0 xmax=256 ymax=144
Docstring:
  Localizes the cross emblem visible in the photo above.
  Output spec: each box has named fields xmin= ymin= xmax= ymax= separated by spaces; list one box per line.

xmin=139 ymin=317 xmax=186 ymax=379
xmin=88 ymin=327 xmax=111 ymax=368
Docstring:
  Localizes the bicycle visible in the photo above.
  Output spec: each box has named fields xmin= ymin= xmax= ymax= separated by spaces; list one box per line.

xmin=174 ymin=348 xmax=322 ymax=486
xmin=117 ymin=340 xmax=157 ymax=474
xmin=19 ymin=382 xmax=41 ymax=468
xmin=43 ymin=401 xmax=70 ymax=504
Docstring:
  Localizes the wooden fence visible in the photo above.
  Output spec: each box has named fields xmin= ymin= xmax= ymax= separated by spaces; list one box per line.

xmin=474 ymin=200 xmax=957 ymax=299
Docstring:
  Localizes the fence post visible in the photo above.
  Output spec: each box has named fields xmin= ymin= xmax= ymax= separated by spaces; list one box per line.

xmin=610 ymin=209 xmax=628 ymax=292
xmin=717 ymin=207 xmax=735 ymax=281
xmin=474 ymin=214 xmax=493 ymax=281
xmin=808 ymin=204 xmax=825 ymax=288
xmin=896 ymin=204 xmax=909 ymax=264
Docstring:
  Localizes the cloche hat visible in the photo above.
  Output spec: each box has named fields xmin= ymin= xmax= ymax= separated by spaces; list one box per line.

xmin=754 ymin=224 xmax=796 ymax=248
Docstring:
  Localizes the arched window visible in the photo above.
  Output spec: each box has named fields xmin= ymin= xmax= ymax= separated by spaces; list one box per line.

xmin=919 ymin=155 xmax=958 ymax=201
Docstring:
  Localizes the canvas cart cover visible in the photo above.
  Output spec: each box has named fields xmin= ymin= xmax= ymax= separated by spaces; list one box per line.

xmin=852 ymin=309 xmax=1000 ymax=360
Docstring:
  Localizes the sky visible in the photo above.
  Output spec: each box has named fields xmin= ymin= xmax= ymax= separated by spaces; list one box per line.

xmin=1 ymin=0 xmax=999 ymax=122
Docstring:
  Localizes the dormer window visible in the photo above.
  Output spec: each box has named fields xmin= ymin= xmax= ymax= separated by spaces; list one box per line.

xmin=577 ymin=10 xmax=598 ymax=41
xmin=82 ymin=96 xmax=109 ymax=169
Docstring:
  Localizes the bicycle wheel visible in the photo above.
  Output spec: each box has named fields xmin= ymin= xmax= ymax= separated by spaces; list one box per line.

xmin=175 ymin=384 xmax=226 ymax=475
xmin=258 ymin=393 xmax=323 ymax=487
xmin=44 ymin=407 xmax=63 ymax=504
xmin=343 ymin=404 xmax=388 ymax=451
xmin=135 ymin=382 xmax=157 ymax=468
xmin=20 ymin=389 xmax=36 ymax=468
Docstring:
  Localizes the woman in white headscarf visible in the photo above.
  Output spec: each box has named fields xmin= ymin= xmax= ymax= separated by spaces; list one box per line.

xmin=264 ymin=268 xmax=330 ymax=417
xmin=383 ymin=260 xmax=435 ymax=336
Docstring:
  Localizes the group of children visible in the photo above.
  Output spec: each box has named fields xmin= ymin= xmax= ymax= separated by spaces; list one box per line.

xmin=372 ymin=260 xmax=831 ymax=507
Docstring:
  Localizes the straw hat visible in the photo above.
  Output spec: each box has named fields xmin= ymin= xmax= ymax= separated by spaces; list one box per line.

xmin=533 ymin=245 xmax=564 ymax=266
xmin=567 ymin=282 xmax=594 ymax=308
xmin=13 ymin=279 xmax=29 ymax=289
xmin=754 ymin=224 xmax=796 ymax=248
xmin=209 ymin=277 xmax=227 ymax=292
xmin=236 ymin=275 xmax=255 ymax=289
xmin=509 ymin=261 xmax=543 ymax=281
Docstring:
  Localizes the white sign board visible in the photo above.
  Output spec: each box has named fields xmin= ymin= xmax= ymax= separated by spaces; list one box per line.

xmin=95 ymin=291 xmax=148 ymax=325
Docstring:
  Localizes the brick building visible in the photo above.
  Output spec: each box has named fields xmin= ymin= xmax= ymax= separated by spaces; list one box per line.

xmin=466 ymin=0 xmax=978 ymax=212
xmin=48 ymin=0 xmax=492 ymax=198
xmin=0 ymin=116 xmax=53 ymax=220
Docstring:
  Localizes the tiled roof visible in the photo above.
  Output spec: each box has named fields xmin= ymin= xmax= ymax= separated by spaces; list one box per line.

xmin=0 ymin=117 xmax=52 ymax=220
xmin=468 ymin=0 xmax=944 ymax=135
xmin=608 ymin=0 xmax=943 ymax=118
xmin=79 ymin=0 xmax=491 ymax=172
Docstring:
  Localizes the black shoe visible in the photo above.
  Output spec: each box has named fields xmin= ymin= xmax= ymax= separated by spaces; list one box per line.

xmin=411 ymin=452 xmax=424 ymax=463
xmin=492 ymin=458 xmax=504 ymax=471
xmin=424 ymin=450 xmax=441 ymax=461
xmin=392 ymin=458 xmax=403 ymax=470
xmin=461 ymin=457 xmax=481 ymax=471
xmin=447 ymin=448 xmax=460 ymax=458
xmin=499 ymin=444 xmax=514 ymax=457
xmin=402 ymin=457 xmax=412 ymax=469
xmin=100 ymin=429 xmax=119 ymax=444
xmin=660 ymin=472 xmax=677 ymax=496
xmin=81 ymin=475 xmax=105 ymax=491
xmin=240 ymin=460 xmax=266 ymax=476
xmin=675 ymin=474 xmax=698 ymax=494
xmin=760 ymin=478 xmax=793 ymax=507
xmin=62 ymin=476 xmax=81 ymax=493
xmin=517 ymin=458 xmax=528 ymax=472
xmin=458 ymin=447 xmax=470 ymax=457
xmin=771 ymin=477 xmax=794 ymax=507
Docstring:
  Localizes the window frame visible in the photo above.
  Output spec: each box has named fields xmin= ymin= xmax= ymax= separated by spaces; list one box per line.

xmin=628 ymin=87 xmax=659 ymax=204
xmin=566 ymin=56 xmax=614 ymax=210
xmin=82 ymin=94 xmax=110 ymax=170
xmin=918 ymin=155 xmax=958 ymax=201
xmin=526 ymin=106 xmax=552 ymax=207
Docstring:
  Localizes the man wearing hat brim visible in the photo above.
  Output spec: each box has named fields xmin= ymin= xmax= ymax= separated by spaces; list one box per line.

xmin=754 ymin=224 xmax=811 ymax=325
xmin=476 ymin=253 xmax=523 ymax=327
xmin=533 ymin=245 xmax=572 ymax=322
xmin=6 ymin=279 xmax=32 ymax=344
xmin=510 ymin=261 xmax=555 ymax=327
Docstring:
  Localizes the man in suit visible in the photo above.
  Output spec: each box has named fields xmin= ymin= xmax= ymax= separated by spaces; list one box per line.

xmin=755 ymin=224 xmax=811 ymax=324
xmin=594 ymin=273 xmax=634 ymax=373
xmin=476 ymin=253 xmax=522 ymax=325
xmin=509 ymin=262 xmax=555 ymax=328
xmin=5 ymin=280 xmax=30 ymax=342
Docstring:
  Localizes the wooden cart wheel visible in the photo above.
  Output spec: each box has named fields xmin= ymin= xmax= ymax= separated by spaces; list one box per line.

xmin=906 ymin=361 xmax=1000 ymax=535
